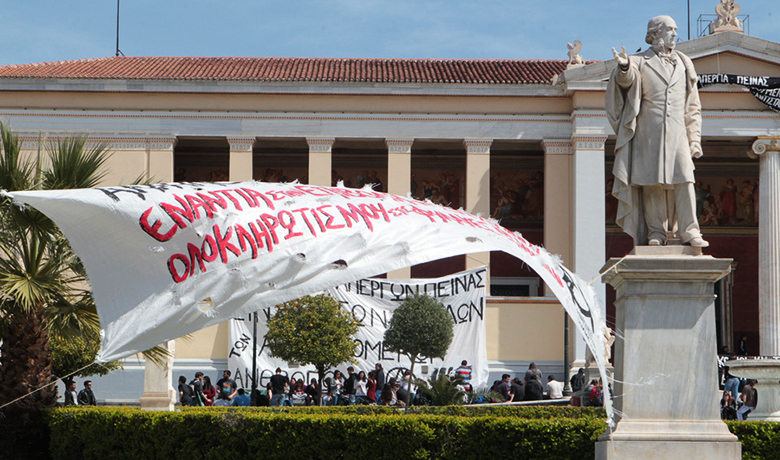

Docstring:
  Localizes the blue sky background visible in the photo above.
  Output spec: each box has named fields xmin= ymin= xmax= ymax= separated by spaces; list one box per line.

xmin=1 ymin=1 xmax=777 ymax=65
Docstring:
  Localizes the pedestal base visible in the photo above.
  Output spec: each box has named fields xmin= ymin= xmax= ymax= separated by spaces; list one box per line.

xmin=596 ymin=440 xmax=740 ymax=460
xmin=139 ymin=392 xmax=175 ymax=411
xmin=598 ymin=252 xmax=740 ymax=460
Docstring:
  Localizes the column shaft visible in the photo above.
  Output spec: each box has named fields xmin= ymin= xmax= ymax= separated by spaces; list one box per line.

xmin=464 ymin=139 xmax=492 ymax=278
xmin=754 ymin=138 xmax=780 ymax=356
xmin=572 ymin=135 xmax=607 ymax=364
xmin=307 ymin=137 xmax=334 ymax=186
xmin=227 ymin=137 xmax=255 ymax=182
xmin=386 ymin=138 xmax=414 ymax=279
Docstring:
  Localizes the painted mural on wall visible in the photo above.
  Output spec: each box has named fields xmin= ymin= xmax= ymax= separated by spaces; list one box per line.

xmin=489 ymin=170 xmax=544 ymax=230
xmin=606 ymin=174 xmax=759 ymax=227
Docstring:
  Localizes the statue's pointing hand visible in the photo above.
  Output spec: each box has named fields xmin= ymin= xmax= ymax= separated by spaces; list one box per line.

xmin=612 ymin=46 xmax=629 ymax=70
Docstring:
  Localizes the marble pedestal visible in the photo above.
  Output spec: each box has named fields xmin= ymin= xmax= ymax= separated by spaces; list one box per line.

xmin=727 ymin=358 xmax=780 ymax=421
xmin=595 ymin=248 xmax=740 ymax=460
xmin=139 ymin=341 xmax=176 ymax=411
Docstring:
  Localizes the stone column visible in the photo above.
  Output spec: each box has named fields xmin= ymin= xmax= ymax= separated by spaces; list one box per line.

xmin=464 ymin=138 xmax=492 ymax=288
xmin=386 ymin=138 xmax=414 ymax=279
xmin=139 ymin=340 xmax=176 ymax=411
xmin=147 ymin=136 xmax=177 ymax=183
xmin=571 ymin=134 xmax=607 ymax=367
xmin=227 ymin=137 xmax=255 ymax=182
xmin=596 ymin=251 xmax=740 ymax=459
xmin=541 ymin=139 xmax=573 ymax=278
xmin=751 ymin=137 xmax=780 ymax=356
xmin=307 ymin=137 xmax=334 ymax=186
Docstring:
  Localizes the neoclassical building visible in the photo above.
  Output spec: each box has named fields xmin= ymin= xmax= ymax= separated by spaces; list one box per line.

xmin=1 ymin=24 xmax=778 ymax=402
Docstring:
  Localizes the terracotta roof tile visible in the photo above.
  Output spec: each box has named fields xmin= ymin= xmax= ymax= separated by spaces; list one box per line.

xmin=0 ymin=56 xmax=570 ymax=85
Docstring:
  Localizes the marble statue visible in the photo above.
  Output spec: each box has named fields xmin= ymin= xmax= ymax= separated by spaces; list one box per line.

xmin=713 ymin=0 xmax=742 ymax=32
xmin=606 ymin=15 xmax=708 ymax=248
xmin=567 ymin=40 xmax=585 ymax=69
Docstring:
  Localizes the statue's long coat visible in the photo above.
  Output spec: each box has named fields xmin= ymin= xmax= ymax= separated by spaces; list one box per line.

xmin=605 ymin=48 xmax=702 ymax=244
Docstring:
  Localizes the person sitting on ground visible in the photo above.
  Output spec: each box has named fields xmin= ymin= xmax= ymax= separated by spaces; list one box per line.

xmin=721 ymin=390 xmax=737 ymax=420
xmin=510 ymin=378 xmax=525 ymax=402
xmin=232 ymin=388 xmax=251 ymax=407
xmin=524 ymin=374 xmax=544 ymax=401
xmin=213 ymin=392 xmax=232 ymax=407
xmin=305 ymin=378 xmax=319 ymax=406
xmin=496 ymin=374 xmax=513 ymax=402
xmin=546 ymin=375 xmax=564 ymax=399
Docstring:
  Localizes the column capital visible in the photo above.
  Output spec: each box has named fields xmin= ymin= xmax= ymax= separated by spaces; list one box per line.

xmin=750 ymin=137 xmax=780 ymax=159
xmin=541 ymin=139 xmax=573 ymax=155
xmin=571 ymin=134 xmax=608 ymax=151
xmin=306 ymin=137 xmax=335 ymax=153
xmin=463 ymin=138 xmax=492 ymax=154
xmin=385 ymin=138 xmax=414 ymax=154
xmin=226 ymin=136 xmax=255 ymax=152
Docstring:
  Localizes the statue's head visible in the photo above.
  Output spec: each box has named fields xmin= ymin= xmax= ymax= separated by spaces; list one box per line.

xmin=645 ymin=15 xmax=678 ymax=49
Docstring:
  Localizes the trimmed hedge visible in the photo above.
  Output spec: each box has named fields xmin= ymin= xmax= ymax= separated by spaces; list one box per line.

xmin=726 ymin=421 xmax=780 ymax=460
xmin=45 ymin=407 xmax=780 ymax=460
xmin=46 ymin=406 xmax=607 ymax=460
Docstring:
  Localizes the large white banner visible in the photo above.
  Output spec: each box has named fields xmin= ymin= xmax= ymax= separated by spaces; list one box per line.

xmin=6 ymin=181 xmax=613 ymax=421
xmin=227 ymin=267 xmax=489 ymax=389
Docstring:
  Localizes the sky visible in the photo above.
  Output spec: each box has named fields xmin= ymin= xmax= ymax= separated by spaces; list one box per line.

xmin=0 ymin=0 xmax=778 ymax=66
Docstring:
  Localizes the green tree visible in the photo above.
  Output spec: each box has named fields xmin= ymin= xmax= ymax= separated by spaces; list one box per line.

xmin=383 ymin=294 xmax=454 ymax=407
xmin=0 ymin=124 xmax=159 ymax=458
xmin=265 ymin=294 xmax=361 ymax=406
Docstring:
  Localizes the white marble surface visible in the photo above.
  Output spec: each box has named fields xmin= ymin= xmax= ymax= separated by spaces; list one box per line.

xmin=727 ymin=358 xmax=780 ymax=421
xmin=597 ymin=251 xmax=740 ymax=460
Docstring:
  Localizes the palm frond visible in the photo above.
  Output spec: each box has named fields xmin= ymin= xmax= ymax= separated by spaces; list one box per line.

xmin=44 ymin=134 xmax=112 ymax=190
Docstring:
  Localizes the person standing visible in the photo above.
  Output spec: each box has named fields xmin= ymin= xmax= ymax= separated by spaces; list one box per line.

xmin=216 ymin=370 xmax=238 ymax=401
xmin=524 ymin=362 xmax=543 ymax=384
xmin=202 ymin=375 xmax=216 ymax=406
xmin=191 ymin=372 xmax=207 ymax=406
xmin=269 ymin=367 xmax=289 ymax=407
xmin=374 ymin=363 xmax=385 ymax=404
xmin=570 ymin=368 xmax=586 ymax=393
xmin=77 ymin=380 xmax=97 ymax=406
xmin=454 ymin=360 xmax=472 ymax=392
xmin=63 ymin=381 xmax=78 ymax=406
xmin=178 ymin=376 xmax=194 ymax=406
xmin=737 ymin=379 xmax=757 ymax=421
xmin=607 ymin=15 xmax=708 ymax=248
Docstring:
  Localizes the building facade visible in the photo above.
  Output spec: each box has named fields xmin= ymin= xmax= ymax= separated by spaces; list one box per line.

xmin=0 ymin=30 xmax=778 ymax=402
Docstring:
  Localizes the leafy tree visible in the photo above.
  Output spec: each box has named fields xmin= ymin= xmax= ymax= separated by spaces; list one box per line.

xmin=265 ymin=294 xmax=361 ymax=405
xmin=384 ymin=294 xmax=454 ymax=407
